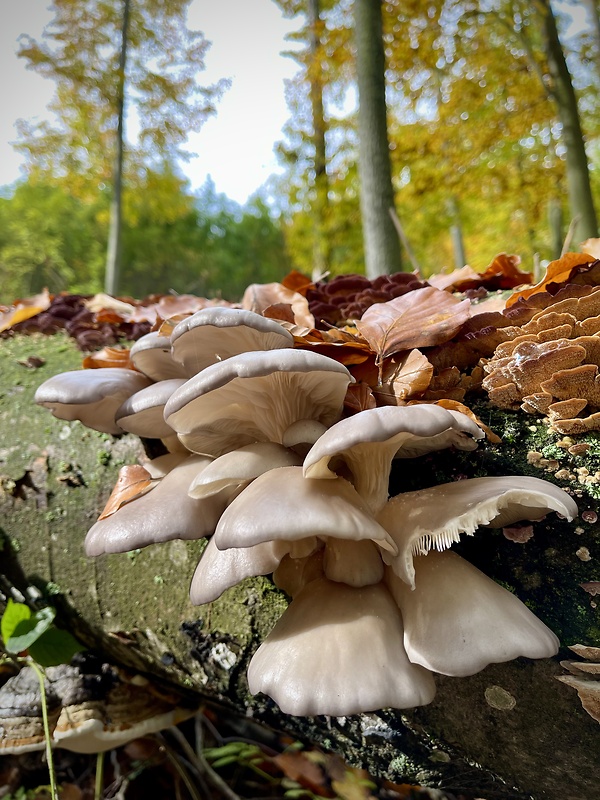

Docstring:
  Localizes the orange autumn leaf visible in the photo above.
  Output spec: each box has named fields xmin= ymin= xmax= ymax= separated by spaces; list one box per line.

xmin=433 ymin=398 xmax=502 ymax=443
xmin=506 ymin=252 xmax=596 ymax=308
xmin=281 ymin=269 xmax=314 ymax=297
xmin=356 ymin=286 xmax=471 ymax=362
xmin=294 ymin=327 xmax=373 ymax=366
xmin=99 ymin=464 xmax=158 ymax=520
xmin=373 ymin=349 xmax=434 ymax=406
xmin=82 ymin=346 xmax=132 ymax=370
xmin=0 ymin=288 xmax=52 ymax=333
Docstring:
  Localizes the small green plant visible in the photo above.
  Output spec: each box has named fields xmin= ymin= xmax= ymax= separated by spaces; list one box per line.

xmin=1 ymin=599 xmax=84 ymax=800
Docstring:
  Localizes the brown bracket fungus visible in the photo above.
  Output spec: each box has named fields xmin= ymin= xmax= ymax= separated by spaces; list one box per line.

xmin=0 ymin=661 xmax=196 ymax=755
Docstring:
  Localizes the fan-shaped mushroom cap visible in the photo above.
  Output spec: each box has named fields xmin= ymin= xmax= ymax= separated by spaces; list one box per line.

xmin=188 ymin=442 xmax=302 ymax=499
xmin=304 ymin=405 xmax=484 ymax=513
xmin=190 ymin=537 xmax=290 ymax=604
xmin=214 ymin=466 xmax=396 ymax=552
xmin=115 ymin=379 xmax=186 ymax=438
xmin=378 ymin=475 xmax=578 ymax=587
xmin=164 ymin=350 xmax=354 ymax=456
xmin=85 ymin=454 xmax=221 ymax=555
xmin=247 ymin=577 xmax=436 ymax=716
xmin=386 ymin=550 xmax=560 ymax=676
xmin=129 ymin=331 xmax=187 ymax=381
xmin=34 ymin=368 xmax=152 ymax=434
xmin=170 ymin=307 xmax=294 ymax=375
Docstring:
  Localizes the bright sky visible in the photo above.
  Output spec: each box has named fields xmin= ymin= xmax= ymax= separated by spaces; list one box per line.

xmin=0 ymin=1 xmax=302 ymax=204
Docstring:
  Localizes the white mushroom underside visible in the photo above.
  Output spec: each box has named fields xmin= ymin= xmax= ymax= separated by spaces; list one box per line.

xmin=385 ymin=550 xmax=560 ymax=676
xmin=377 ymin=475 xmax=578 ymax=586
xmin=247 ymin=577 xmax=436 ymax=716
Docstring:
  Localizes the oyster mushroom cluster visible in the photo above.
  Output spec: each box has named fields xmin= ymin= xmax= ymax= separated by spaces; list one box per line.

xmin=35 ymin=307 xmax=578 ymax=716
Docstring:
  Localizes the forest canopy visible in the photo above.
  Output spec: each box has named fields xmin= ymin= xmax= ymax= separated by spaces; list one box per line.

xmin=0 ymin=0 xmax=598 ymax=303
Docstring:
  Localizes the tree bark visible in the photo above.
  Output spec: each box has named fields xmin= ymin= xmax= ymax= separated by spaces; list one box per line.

xmin=104 ymin=0 xmax=130 ymax=296
xmin=539 ymin=0 xmax=598 ymax=243
xmin=308 ymin=0 xmax=330 ymax=280
xmin=355 ymin=0 xmax=403 ymax=278
xmin=1 ymin=333 xmax=599 ymax=800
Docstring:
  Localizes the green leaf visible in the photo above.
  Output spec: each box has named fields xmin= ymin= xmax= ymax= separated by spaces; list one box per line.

xmin=4 ymin=606 xmax=56 ymax=654
xmin=28 ymin=627 xmax=84 ymax=667
xmin=1 ymin=599 xmax=31 ymax=643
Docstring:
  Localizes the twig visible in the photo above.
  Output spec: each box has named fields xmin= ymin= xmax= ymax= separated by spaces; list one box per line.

xmin=167 ymin=724 xmax=242 ymax=800
xmin=388 ymin=207 xmax=422 ymax=272
xmin=561 ymin=214 xmax=581 ymax=255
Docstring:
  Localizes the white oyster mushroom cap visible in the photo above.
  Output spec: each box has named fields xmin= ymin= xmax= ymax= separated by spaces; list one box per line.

xmin=85 ymin=455 xmax=220 ymax=555
xmin=115 ymin=379 xmax=186 ymax=438
xmin=214 ymin=466 xmax=396 ymax=552
xmin=377 ymin=475 xmax=578 ymax=587
xmin=188 ymin=442 xmax=302 ymax=499
xmin=34 ymin=368 xmax=152 ymax=435
xmin=385 ymin=550 xmax=560 ymax=676
xmin=303 ymin=405 xmax=484 ymax=513
xmin=129 ymin=331 xmax=187 ymax=381
xmin=164 ymin=349 xmax=354 ymax=456
xmin=323 ymin=538 xmax=384 ymax=587
xmin=247 ymin=577 xmax=436 ymax=716
xmin=190 ymin=537 xmax=290 ymax=605
xmin=170 ymin=307 xmax=294 ymax=376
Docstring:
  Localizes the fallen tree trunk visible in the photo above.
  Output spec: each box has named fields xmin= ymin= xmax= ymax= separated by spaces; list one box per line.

xmin=1 ymin=332 xmax=599 ymax=800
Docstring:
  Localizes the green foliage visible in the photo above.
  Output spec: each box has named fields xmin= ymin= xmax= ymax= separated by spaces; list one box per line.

xmin=0 ymin=180 xmax=106 ymax=301
xmin=1 ymin=599 xmax=82 ymax=667
xmin=0 ymin=173 xmax=293 ymax=303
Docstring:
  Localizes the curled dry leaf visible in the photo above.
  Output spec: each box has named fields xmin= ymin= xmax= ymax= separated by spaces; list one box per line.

xmin=82 ymin=346 xmax=133 ymax=370
xmin=432 ymin=398 xmax=502 ymax=443
xmin=294 ymin=327 xmax=372 ymax=366
xmin=242 ymin=282 xmax=316 ymax=329
xmin=344 ymin=382 xmax=377 ymax=414
xmin=281 ymin=269 xmax=315 ymax=297
xmin=581 ymin=238 xmax=600 ymax=260
xmin=506 ymin=253 xmax=597 ymax=308
xmin=356 ymin=286 xmax=471 ymax=363
xmin=376 ymin=349 xmax=433 ymax=405
xmin=0 ymin=288 xmax=52 ymax=333
xmin=99 ymin=464 xmax=158 ymax=520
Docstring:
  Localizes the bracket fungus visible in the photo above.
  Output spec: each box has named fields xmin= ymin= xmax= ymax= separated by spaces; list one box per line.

xmin=34 ymin=302 xmax=580 ymax=718
xmin=0 ymin=660 xmax=196 ymax=755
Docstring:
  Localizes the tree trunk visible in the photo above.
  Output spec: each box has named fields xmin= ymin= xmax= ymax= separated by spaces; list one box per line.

xmin=1 ymin=333 xmax=600 ymax=799
xmin=539 ymin=0 xmax=598 ymax=243
xmin=104 ymin=0 xmax=130 ymax=296
xmin=355 ymin=0 xmax=403 ymax=278
xmin=308 ymin=0 xmax=330 ymax=281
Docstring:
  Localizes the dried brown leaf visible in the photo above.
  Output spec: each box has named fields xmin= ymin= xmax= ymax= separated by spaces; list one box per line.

xmin=0 ymin=288 xmax=52 ymax=332
xmin=242 ymin=282 xmax=315 ymax=328
xmin=344 ymin=382 xmax=377 ymax=414
xmin=356 ymin=286 xmax=471 ymax=361
xmin=372 ymin=349 xmax=433 ymax=406
xmin=506 ymin=253 xmax=596 ymax=308
xmin=82 ymin=346 xmax=132 ymax=370
xmin=99 ymin=465 xmax=158 ymax=520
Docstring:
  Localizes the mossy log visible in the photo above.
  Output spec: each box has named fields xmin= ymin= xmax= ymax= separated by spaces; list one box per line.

xmin=1 ymin=333 xmax=599 ymax=800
